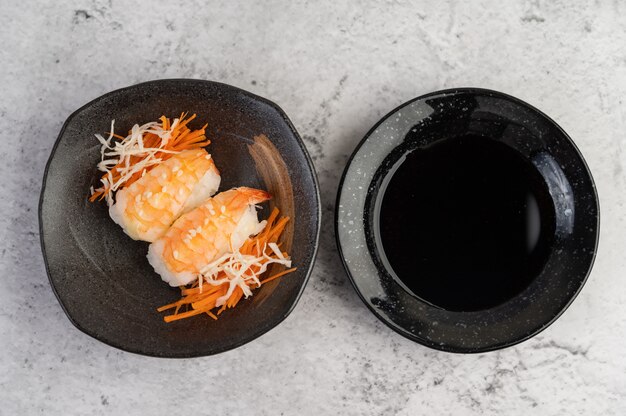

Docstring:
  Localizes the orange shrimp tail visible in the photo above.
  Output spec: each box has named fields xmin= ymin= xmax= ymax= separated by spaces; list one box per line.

xmin=234 ymin=187 xmax=272 ymax=205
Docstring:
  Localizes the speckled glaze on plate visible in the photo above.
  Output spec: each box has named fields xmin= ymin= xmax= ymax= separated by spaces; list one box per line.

xmin=335 ymin=88 xmax=599 ymax=353
xmin=40 ymin=79 xmax=320 ymax=358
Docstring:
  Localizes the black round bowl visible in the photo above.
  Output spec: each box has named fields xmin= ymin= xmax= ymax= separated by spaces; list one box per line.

xmin=336 ymin=88 xmax=599 ymax=353
xmin=40 ymin=79 xmax=320 ymax=358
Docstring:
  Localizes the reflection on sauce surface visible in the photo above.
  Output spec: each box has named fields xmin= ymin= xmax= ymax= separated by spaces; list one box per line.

xmin=375 ymin=135 xmax=556 ymax=311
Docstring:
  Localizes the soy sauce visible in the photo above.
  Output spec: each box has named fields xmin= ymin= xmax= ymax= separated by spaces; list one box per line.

xmin=376 ymin=135 xmax=555 ymax=311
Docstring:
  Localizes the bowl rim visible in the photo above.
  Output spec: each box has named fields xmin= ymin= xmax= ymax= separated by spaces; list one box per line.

xmin=39 ymin=78 xmax=322 ymax=358
xmin=334 ymin=86 xmax=600 ymax=353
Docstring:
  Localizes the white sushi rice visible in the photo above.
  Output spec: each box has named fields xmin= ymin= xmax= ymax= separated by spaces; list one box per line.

xmin=230 ymin=206 xmax=267 ymax=251
xmin=108 ymin=186 xmax=144 ymax=239
xmin=147 ymin=239 xmax=196 ymax=287
xmin=181 ymin=167 xmax=221 ymax=214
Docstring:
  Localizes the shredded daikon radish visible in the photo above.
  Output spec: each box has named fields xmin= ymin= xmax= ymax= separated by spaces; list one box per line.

xmin=91 ymin=119 xmax=184 ymax=206
xmin=198 ymin=244 xmax=292 ymax=307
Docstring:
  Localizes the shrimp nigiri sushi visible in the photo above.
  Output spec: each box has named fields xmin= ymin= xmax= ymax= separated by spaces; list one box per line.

xmin=147 ymin=187 xmax=271 ymax=286
xmin=109 ymin=148 xmax=220 ymax=242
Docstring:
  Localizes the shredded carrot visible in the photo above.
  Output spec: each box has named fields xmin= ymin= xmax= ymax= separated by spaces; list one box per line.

xmin=164 ymin=307 xmax=205 ymax=323
xmin=261 ymin=267 xmax=297 ymax=285
xmin=89 ymin=113 xmax=210 ymax=202
xmin=158 ymin=207 xmax=296 ymax=322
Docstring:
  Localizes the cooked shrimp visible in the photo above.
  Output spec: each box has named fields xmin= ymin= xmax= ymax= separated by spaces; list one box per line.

xmin=147 ymin=187 xmax=271 ymax=286
xmin=109 ymin=149 xmax=220 ymax=242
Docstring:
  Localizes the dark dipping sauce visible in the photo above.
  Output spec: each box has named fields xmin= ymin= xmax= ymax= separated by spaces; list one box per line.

xmin=376 ymin=135 xmax=556 ymax=311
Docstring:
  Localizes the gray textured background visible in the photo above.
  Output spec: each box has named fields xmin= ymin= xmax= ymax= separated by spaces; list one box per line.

xmin=1 ymin=1 xmax=625 ymax=415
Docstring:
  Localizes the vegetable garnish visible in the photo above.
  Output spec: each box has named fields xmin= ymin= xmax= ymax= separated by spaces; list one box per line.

xmin=157 ymin=208 xmax=296 ymax=322
xmin=89 ymin=113 xmax=210 ymax=206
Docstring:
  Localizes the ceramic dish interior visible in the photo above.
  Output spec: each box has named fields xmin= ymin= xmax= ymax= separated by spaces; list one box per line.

xmin=336 ymin=88 xmax=599 ymax=353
